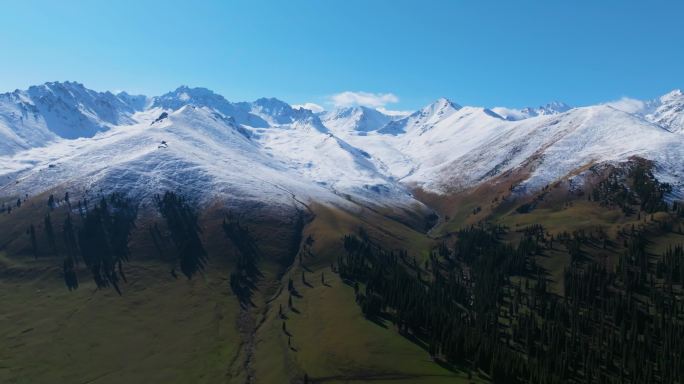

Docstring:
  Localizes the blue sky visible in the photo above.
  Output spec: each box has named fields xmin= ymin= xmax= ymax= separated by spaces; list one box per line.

xmin=0 ymin=0 xmax=682 ymax=111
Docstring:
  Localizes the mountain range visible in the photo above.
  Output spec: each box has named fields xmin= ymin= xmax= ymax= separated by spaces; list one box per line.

xmin=2 ymin=81 xmax=684 ymax=384
xmin=1 ymin=81 xmax=683 ymax=216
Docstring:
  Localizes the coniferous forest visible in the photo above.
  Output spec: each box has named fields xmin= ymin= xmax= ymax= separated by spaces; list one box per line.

xmin=335 ymin=164 xmax=684 ymax=383
xmin=338 ymin=223 xmax=684 ymax=383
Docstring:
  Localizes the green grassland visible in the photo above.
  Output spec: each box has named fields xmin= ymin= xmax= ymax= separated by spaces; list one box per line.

xmin=0 ymin=193 xmax=477 ymax=384
xmin=0 ymin=256 xmax=242 ymax=384
xmin=2 ymin=164 xmax=683 ymax=383
xmin=252 ymin=250 xmax=483 ymax=383
xmin=250 ymin=202 xmax=481 ymax=383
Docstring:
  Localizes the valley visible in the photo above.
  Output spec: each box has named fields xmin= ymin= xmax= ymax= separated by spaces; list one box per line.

xmin=1 ymin=82 xmax=683 ymax=383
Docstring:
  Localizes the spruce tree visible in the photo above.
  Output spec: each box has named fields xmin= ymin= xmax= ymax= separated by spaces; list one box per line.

xmin=29 ymin=224 xmax=37 ymax=258
xmin=44 ymin=214 xmax=57 ymax=255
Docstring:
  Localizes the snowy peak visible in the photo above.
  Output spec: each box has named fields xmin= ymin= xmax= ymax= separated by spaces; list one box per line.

xmin=524 ymin=101 xmax=572 ymax=116
xmin=320 ymin=106 xmax=396 ymax=134
xmin=642 ymin=89 xmax=684 ymax=134
xmin=116 ymin=91 xmax=150 ymax=111
xmin=247 ymin=97 xmax=328 ymax=132
xmin=152 ymin=86 xmax=270 ymax=128
xmin=0 ymin=81 xmax=144 ymax=153
xmin=25 ymin=81 xmax=142 ymax=118
xmin=1 ymin=81 xmax=683 ymax=208
xmin=660 ymin=89 xmax=683 ymax=103
xmin=494 ymin=101 xmax=572 ymax=121
xmin=166 ymin=104 xmax=254 ymax=142
xmin=252 ymin=97 xmax=292 ymax=115
xmin=377 ymin=97 xmax=462 ymax=135
xmin=411 ymin=97 xmax=463 ymax=126
xmin=250 ymin=97 xmax=318 ymax=126
xmin=604 ymin=89 xmax=684 ymax=134
xmin=421 ymin=97 xmax=462 ymax=117
xmin=374 ymin=101 xmax=683 ymax=196
xmin=152 ymin=89 xmax=325 ymax=129
xmin=152 ymin=86 xmax=228 ymax=111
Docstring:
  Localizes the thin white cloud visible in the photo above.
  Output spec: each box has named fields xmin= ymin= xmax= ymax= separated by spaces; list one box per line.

xmin=377 ymin=106 xmax=412 ymax=117
xmin=602 ymin=97 xmax=646 ymax=114
xmin=292 ymin=102 xmax=325 ymax=113
xmin=329 ymin=91 xmax=399 ymax=108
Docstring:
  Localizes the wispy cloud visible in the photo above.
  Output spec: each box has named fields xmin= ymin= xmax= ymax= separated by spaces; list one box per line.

xmin=602 ymin=97 xmax=645 ymax=114
xmin=377 ymin=107 xmax=412 ymax=117
xmin=292 ymin=102 xmax=324 ymax=113
xmin=329 ymin=91 xmax=399 ymax=108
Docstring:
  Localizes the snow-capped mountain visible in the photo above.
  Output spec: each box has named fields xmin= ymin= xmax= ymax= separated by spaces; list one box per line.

xmin=492 ymin=101 xmax=572 ymax=121
xmin=400 ymin=105 xmax=681 ymax=194
xmin=378 ymin=98 xmax=464 ymax=135
xmin=250 ymin=97 xmax=321 ymax=127
xmin=151 ymin=86 xmax=270 ymax=128
xmin=605 ymin=89 xmax=684 ymax=134
xmin=116 ymin=91 xmax=150 ymax=111
xmin=0 ymin=81 xmax=144 ymax=154
xmin=327 ymin=97 xmax=683 ymax=196
xmin=645 ymin=89 xmax=684 ymax=134
xmin=0 ymin=83 xmax=425 ymax=215
xmin=320 ymin=106 xmax=398 ymax=134
xmin=151 ymin=87 xmax=329 ymax=132
xmin=1 ymin=82 xmax=683 ymax=214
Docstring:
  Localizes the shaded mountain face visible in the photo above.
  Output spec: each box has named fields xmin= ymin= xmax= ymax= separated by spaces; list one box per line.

xmin=0 ymin=81 xmax=145 ymax=153
xmin=23 ymin=81 xmax=143 ymax=132
xmin=116 ymin=91 xmax=150 ymax=111
xmin=0 ymin=82 xmax=683 ymax=214
xmin=249 ymin=97 xmax=329 ymax=132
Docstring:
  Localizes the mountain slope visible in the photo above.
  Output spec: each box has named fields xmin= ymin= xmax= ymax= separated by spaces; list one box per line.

xmin=0 ymin=101 xmax=427 ymax=219
xmin=342 ymin=102 xmax=683 ymax=196
xmin=0 ymin=81 xmax=144 ymax=154
xmin=607 ymin=89 xmax=684 ymax=134
xmin=151 ymin=86 xmax=270 ymax=128
xmin=645 ymin=89 xmax=684 ymax=134
xmin=320 ymin=106 xmax=397 ymax=134
xmin=1 ymin=82 xmax=683 ymax=213
xmin=378 ymin=97 xmax=464 ymax=135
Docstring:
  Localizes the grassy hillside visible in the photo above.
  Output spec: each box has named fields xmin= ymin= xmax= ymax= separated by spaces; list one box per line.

xmin=1 ymin=191 xmax=473 ymax=383
xmin=0 ymin=256 xmax=242 ymax=384
xmin=254 ymin=266 xmax=481 ymax=383
xmin=2 ymin=158 xmax=683 ymax=383
xmin=248 ymin=203 xmax=482 ymax=383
